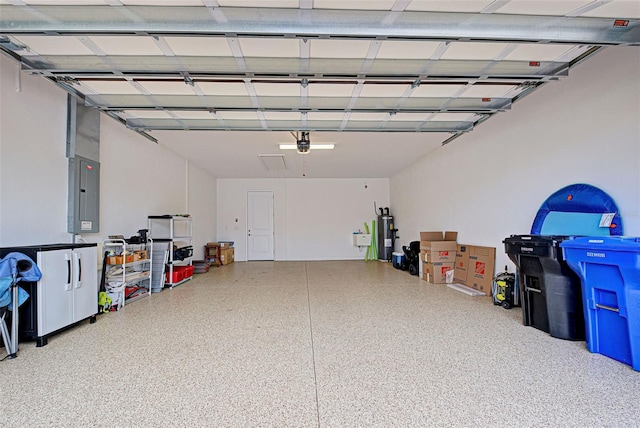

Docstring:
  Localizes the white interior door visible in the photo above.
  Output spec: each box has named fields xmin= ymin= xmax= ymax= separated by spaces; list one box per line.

xmin=247 ymin=191 xmax=274 ymax=261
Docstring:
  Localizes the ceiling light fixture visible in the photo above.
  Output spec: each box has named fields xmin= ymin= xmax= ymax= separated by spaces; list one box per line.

xmin=279 ymin=144 xmax=335 ymax=150
xmin=280 ymin=131 xmax=335 ymax=154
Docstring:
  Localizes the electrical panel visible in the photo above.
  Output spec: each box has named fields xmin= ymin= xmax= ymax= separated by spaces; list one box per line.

xmin=68 ymin=156 xmax=100 ymax=233
xmin=67 ymin=94 xmax=100 ymax=234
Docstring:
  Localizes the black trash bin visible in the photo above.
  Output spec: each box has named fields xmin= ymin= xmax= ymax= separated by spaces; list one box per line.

xmin=503 ymin=235 xmax=585 ymax=341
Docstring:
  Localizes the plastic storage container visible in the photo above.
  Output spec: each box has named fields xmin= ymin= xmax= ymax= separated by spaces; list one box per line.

xmin=174 ymin=265 xmax=194 ymax=279
xmin=504 ymin=235 xmax=584 ymax=340
xmin=165 ymin=270 xmax=183 ymax=284
xmin=392 ymin=252 xmax=405 ymax=269
xmin=560 ymin=236 xmax=640 ymax=371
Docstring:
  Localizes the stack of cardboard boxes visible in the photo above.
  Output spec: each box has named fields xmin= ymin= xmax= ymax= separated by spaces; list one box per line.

xmin=204 ymin=242 xmax=235 ymax=266
xmin=419 ymin=231 xmax=497 ymax=296
xmin=420 ymin=231 xmax=458 ymax=284
xmin=219 ymin=242 xmax=235 ymax=265
xmin=453 ymin=244 xmax=496 ymax=295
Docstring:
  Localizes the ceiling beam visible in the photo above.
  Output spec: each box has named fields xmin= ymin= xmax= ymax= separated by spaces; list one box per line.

xmin=1 ymin=5 xmax=638 ymax=46
xmin=84 ymin=94 xmax=512 ymax=114
xmin=19 ymin=56 xmax=570 ymax=81
xmin=125 ymin=117 xmax=475 ymax=133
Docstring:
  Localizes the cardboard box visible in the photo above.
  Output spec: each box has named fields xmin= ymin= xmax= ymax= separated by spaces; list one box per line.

xmin=206 ymin=242 xmax=233 ymax=249
xmin=466 ymin=245 xmax=496 ymax=295
xmin=107 ymin=254 xmax=134 ymax=265
xmin=133 ymin=250 xmax=148 ymax=261
xmin=454 ymin=244 xmax=470 ymax=285
xmin=220 ymin=247 xmax=234 ymax=265
xmin=422 ymin=262 xmax=455 ymax=284
xmin=419 ymin=231 xmax=457 ymax=263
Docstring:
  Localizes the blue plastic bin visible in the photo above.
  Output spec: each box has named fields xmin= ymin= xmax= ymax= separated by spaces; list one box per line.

xmin=560 ymin=237 xmax=640 ymax=371
xmin=392 ymin=252 xmax=405 ymax=269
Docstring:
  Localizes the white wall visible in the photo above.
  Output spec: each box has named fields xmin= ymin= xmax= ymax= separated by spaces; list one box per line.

xmin=187 ymin=162 xmax=217 ymax=259
xmin=390 ymin=46 xmax=640 ymax=272
xmin=1 ymin=56 xmax=70 ymax=245
xmin=0 ymin=55 xmax=217 ymax=250
xmin=284 ymin=179 xmax=389 ymax=260
xmin=217 ymin=178 xmax=389 ymax=261
xmin=99 ymin=118 xmax=187 ymax=240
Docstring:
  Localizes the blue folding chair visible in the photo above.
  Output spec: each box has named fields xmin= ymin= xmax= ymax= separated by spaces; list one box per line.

xmin=0 ymin=252 xmax=41 ymax=359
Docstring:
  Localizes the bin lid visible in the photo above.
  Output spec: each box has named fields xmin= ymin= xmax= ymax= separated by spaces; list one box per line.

xmin=504 ymin=234 xmax=568 ymax=246
xmin=560 ymin=236 xmax=640 ymax=251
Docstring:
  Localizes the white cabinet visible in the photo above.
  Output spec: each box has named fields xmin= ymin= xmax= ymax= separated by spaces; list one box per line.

xmin=0 ymin=243 xmax=99 ymax=347
xmin=38 ymin=248 xmax=92 ymax=334
xmin=37 ymin=246 xmax=98 ymax=340
xmin=102 ymin=239 xmax=153 ymax=310
xmin=148 ymin=215 xmax=193 ymax=288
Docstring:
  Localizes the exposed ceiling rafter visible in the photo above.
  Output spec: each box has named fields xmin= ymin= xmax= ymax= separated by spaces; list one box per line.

xmin=1 ymin=6 xmax=638 ymax=46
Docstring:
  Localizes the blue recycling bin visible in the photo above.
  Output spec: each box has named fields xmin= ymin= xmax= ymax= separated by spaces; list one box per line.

xmin=560 ymin=237 xmax=640 ymax=371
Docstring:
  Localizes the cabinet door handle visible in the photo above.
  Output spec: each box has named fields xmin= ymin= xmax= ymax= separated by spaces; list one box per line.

xmin=75 ymin=252 xmax=82 ymax=288
xmin=66 ymin=255 xmax=72 ymax=291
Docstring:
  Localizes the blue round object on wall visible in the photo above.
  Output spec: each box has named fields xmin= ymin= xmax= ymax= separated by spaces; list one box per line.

xmin=530 ymin=183 xmax=623 ymax=236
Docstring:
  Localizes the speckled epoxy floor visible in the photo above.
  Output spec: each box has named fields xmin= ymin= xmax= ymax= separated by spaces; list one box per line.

xmin=1 ymin=261 xmax=639 ymax=427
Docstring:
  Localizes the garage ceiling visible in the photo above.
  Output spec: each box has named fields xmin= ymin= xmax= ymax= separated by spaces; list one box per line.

xmin=1 ymin=1 xmax=639 ymax=178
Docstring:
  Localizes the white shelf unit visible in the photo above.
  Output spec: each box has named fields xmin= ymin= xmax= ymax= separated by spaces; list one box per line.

xmin=102 ymin=238 xmax=153 ymax=310
xmin=148 ymin=216 xmax=193 ymax=288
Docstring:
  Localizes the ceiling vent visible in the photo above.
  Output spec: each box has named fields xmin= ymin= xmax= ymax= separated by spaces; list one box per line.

xmin=258 ymin=154 xmax=287 ymax=171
